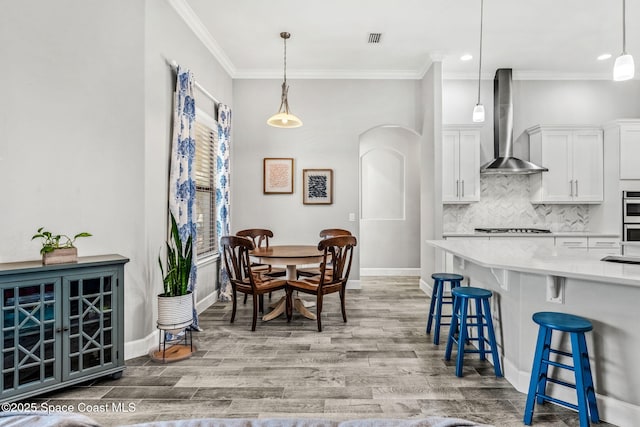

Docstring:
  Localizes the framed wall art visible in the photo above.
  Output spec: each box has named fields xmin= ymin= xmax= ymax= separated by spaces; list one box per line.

xmin=303 ymin=169 xmax=333 ymax=205
xmin=263 ymin=158 xmax=294 ymax=194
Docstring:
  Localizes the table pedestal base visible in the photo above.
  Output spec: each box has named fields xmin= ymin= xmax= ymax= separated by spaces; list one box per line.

xmin=262 ymin=295 xmax=316 ymax=321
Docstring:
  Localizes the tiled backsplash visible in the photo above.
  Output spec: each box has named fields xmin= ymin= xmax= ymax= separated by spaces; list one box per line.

xmin=443 ymin=175 xmax=589 ymax=233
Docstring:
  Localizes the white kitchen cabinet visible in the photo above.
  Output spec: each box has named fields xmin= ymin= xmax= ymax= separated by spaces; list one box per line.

xmin=555 ymin=237 xmax=588 ymax=250
xmin=489 ymin=236 xmax=555 ymax=245
xmin=604 ymin=119 xmax=640 ymax=180
xmin=442 ymin=126 xmax=480 ymax=203
xmin=527 ymin=125 xmax=603 ymax=204
xmin=588 ymin=237 xmax=620 ymax=255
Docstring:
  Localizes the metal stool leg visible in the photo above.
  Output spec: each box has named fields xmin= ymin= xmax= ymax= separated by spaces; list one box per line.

xmin=577 ymin=333 xmax=600 ymax=423
xmin=482 ymin=298 xmax=502 ymax=377
xmin=444 ymin=295 xmax=461 ymax=361
xmin=433 ymin=280 xmax=445 ymax=344
xmin=426 ymin=279 xmax=440 ymax=334
xmin=524 ymin=326 xmax=549 ymax=425
xmin=475 ymin=298 xmax=486 ymax=360
xmin=455 ymin=296 xmax=469 ymax=377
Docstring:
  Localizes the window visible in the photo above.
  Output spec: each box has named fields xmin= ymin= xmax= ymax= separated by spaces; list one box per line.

xmin=194 ymin=109 xmax=218 ymax=257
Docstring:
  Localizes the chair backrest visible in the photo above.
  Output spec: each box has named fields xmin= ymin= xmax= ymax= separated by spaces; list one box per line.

xmin=220 ymin=235 xmax=258 ymax=290
xmin=236 ymin=229 xmax=274 ymax=249
xmin=316 ymin=235 xmax=357 ymax=288
xmin=319 ymin=228 xmax=352 ymax=239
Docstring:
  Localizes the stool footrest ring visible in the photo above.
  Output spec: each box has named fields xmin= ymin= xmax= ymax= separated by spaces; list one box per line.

xmin=537 ymin=394 xmax=579 ymax=412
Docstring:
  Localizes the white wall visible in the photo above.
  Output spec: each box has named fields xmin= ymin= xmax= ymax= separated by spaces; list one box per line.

xmin=231 ymin=78 xmax=420 ymax=279
xmin=420 ymin=62 xmax=443 ymax=284
xmin=0 ymin=0 xmax=147 ymax=352
xmin=0 ymin=0 xmax=232 ymax=358
xmin=360 ymin=126 xmax=420 ymax=269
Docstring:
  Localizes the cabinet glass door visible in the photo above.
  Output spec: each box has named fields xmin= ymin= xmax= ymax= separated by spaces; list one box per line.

xmin=63 ymin=269 xmax=117 ymax=380
xmin=1 ymin=277 xmax=61 ymax=397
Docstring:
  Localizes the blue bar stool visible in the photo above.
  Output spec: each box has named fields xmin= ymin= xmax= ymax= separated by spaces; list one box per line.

xmin=524 ymin=312 xmax=599 ymax=427
xmin=444 ymin=287 xmax=502 ymax=377
xmin=426 ymin=273 xmax=463 ymax=345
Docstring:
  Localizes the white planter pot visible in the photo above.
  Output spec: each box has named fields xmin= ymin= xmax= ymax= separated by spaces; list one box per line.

xmin=157 ymin=292 xmax=193 ymax=332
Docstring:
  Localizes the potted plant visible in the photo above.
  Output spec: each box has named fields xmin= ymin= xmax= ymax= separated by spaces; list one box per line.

xmin=157 ymin=212 xmax=194 ymax=332
xmin=32 ymin=228 xmax=92 ymax=265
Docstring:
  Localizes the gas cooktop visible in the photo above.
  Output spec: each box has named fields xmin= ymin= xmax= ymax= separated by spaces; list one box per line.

xmin=474 ymin=227 xmax=552 ymax=234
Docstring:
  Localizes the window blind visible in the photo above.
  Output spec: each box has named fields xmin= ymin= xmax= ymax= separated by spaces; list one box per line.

xmin=194 ymin=117 xmax=217 ymax=256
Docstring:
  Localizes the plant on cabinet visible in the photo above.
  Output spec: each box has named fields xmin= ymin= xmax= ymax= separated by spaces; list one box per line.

xmin=31 ymin=227 xmax=92 ymax=265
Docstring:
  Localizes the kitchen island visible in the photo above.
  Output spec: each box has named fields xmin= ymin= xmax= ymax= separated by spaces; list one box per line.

xmin=427 ymin=239 xmax=639 ymax=427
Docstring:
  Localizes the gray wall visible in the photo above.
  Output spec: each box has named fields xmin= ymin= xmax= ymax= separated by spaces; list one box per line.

xmin=0 ymin=1 xmax=147 ymax=349
xmin=420 ymin=62 xmax=442 ymax=284
xmin=231 ymin=78 xmax=421 ymax=279
xmin=0 ymin=0 xmax=233 ymax=356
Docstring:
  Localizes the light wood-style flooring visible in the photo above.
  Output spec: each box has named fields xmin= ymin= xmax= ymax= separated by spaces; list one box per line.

xmin=27 ymin=276 xmax=616 ymax=426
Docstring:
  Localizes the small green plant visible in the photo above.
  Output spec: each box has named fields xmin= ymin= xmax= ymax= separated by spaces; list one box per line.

xmin=32 ymin=228 xmax=92 ymax=255
xmin=158 ymin=212 xmax=193 ymax=297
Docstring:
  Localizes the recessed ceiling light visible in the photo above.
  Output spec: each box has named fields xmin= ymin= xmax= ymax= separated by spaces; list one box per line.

xmin=598 ymin=53 xmax=612 ymax=61
xmin=460 ymin=54 xmax=473 ymax=61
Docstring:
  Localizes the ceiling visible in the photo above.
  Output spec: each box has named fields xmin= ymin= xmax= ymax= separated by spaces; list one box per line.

xmin=176 ymin=0 xmax=639 ymax=80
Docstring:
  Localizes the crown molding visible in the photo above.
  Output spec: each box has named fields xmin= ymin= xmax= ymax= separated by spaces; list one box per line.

xmin=443 ymin=70 xmax=621 ymax=80
xmin=234 ymin=69 xmax=424 ymax=80
xmin=166 ymin=0 xmax=236 ymax=77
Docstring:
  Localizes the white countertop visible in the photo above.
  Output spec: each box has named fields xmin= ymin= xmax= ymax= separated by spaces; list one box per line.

xmin=443 ymin=231 xmax=619 ymax=238
xmin=427 ymin=239 xmax=640 ymax=287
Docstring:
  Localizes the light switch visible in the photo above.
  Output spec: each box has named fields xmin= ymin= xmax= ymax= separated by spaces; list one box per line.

xmin=348 ymin=213 xmax=356 ymax=221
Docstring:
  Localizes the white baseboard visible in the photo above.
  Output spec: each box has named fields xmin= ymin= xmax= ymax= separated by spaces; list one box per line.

xmin=125 ymin=294 xmax=217 ymax=360
xmin=124 ymin=329 xmax=157 ymax=360
xmin=196 ymin=292 xmax=217 ymax=313
xmin=419 ymin=277 xmax=432 ymax=294
xmin=346 ymin=279 xmax=361 ymax=290
xmin=360 ymin=268 xmax=421 ymax=276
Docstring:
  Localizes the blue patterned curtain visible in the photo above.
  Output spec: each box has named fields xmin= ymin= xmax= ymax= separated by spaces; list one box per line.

xmin=216 ymin=104 xmax=232 ymax=301
xmin=169 ymin=66 xmax=199 ymax=329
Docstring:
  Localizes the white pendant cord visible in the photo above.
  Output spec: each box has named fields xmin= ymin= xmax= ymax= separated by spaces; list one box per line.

xmin=472 ymin=0 xmax=485 ymax=122
xmin=477 ymin=0 xmax=484 ymax=106
xmin=622 ymin=0 xmax=627 ymax=55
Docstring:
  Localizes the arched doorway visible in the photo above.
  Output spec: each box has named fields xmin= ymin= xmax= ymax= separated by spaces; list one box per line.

xmin=359 ymin=125 xmax=421 ymax=275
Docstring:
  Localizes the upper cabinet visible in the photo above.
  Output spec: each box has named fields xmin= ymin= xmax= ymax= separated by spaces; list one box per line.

xmin=528 ymin=125 xmax=603 ymax=204
xmin=442 ymin=125 xmax=481 ymax=203
xmin=605 ymin=119 xmax=640 ymax=180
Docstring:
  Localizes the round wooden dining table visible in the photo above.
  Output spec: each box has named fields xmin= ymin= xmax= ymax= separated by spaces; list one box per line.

xmin=250 ymin=245 xmax=323 ymax=321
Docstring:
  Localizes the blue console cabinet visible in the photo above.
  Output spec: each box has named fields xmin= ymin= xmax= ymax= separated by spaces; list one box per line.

xmin=0 ymin=254 xmax=129 ymax=403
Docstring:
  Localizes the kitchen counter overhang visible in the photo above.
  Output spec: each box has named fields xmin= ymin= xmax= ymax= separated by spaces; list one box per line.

xmin=428 ymin=238 xmax=640 ymax=287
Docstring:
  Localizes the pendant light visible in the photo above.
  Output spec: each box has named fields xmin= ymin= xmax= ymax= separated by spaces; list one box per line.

xmin=614 ymin=0 xmax=635 ymax=81
xmin=267 ymin=32 xmax=303 ymax=128
xmin=472 ymin=0 xmax=485 ymax=122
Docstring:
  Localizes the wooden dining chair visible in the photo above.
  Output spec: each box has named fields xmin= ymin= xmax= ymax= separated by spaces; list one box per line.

xmin=297 ymin=228 xmax=352 ymax=278
xmin=286 ymin=235 xmax=357 ymax=332
xmin=236 ymin=229 xmax=286 ymax=278
xmin=236 ymin=228 xmax=286 ymax=305
xmin=221 ymin=235 xmax=287 ymax=331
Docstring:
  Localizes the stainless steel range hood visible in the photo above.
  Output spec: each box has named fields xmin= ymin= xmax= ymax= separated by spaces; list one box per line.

xmin=480 ymin=69 xmax=548 ymax=175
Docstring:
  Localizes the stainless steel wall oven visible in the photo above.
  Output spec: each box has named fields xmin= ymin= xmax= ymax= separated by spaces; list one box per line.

xmin=623 ymin=191 xmax=640 ymax=224
xmin=623 ymin=192 xmax=640 ymax=242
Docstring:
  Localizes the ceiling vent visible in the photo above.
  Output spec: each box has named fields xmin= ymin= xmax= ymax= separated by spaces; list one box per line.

xmin=368 ymin=33 xmax=382 ymax=44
